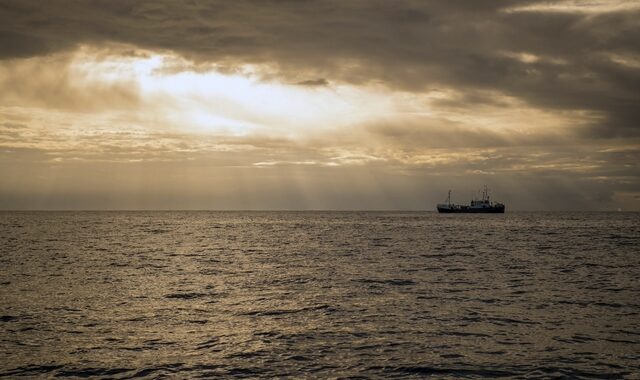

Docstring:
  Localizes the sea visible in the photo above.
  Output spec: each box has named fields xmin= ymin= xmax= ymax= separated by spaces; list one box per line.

xmin=1 ymin=211 xmax=639 ymax=378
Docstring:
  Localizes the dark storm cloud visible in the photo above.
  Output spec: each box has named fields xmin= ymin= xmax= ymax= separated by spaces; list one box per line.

xmin=1 ymin=0 xmax=638 ymax=136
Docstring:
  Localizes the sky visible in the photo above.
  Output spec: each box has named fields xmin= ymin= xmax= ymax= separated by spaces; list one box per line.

xmin=0 ymin=0 xmax=639 ymax=210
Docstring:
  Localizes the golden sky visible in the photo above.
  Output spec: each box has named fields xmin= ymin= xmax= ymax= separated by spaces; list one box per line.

xmin=0 ymin=0 xmax=639 ymax=210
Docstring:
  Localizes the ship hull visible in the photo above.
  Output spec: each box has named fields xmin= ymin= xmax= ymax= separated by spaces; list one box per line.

xmin=437 ymin=206 xmax=505 ymax=213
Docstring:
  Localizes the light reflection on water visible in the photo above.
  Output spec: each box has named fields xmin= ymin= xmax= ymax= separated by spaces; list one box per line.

xmin=1 ymin=211 xmax=639 ymax=378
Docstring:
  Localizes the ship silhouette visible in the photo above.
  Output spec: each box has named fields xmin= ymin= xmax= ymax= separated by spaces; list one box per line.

xmin=437 ymin=186 xmax=505 ymax=213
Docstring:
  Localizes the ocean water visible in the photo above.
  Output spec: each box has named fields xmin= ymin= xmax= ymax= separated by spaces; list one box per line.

xmin=1 ymin=211 xmax=639 ymax=378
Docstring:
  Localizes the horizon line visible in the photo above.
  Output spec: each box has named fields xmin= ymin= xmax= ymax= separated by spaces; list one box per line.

xmin=0 ymin=209 xmax=634 ymax=212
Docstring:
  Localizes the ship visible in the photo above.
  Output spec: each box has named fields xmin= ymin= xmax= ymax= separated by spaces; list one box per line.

xmin=437 ymin=186 xmax=505 ymax=213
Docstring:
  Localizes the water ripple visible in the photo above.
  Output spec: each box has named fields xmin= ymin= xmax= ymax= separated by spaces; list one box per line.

xmin=1 ymin=211 xmax=638 ymax=378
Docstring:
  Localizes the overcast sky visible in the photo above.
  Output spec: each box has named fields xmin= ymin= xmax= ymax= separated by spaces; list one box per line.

xmin=0 ymin=0 xmax=639 ymax=210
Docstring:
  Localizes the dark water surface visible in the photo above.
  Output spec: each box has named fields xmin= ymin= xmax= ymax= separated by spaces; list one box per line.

xmin=1 ymin=211 xmax=639 ymax=378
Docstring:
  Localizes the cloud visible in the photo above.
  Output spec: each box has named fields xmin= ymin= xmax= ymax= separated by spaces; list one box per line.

xmin=0 ymin=0 xmax=639 ymax=210
xmin=0 ymin=0 xmax=638 ymax=137
xmin=0 ymin=48 xmax=141 ymax=112
xmin=295 ymin=78 xmax=329 ymax=87
xmin=1 ymin=122 xmax=27 ymax=129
